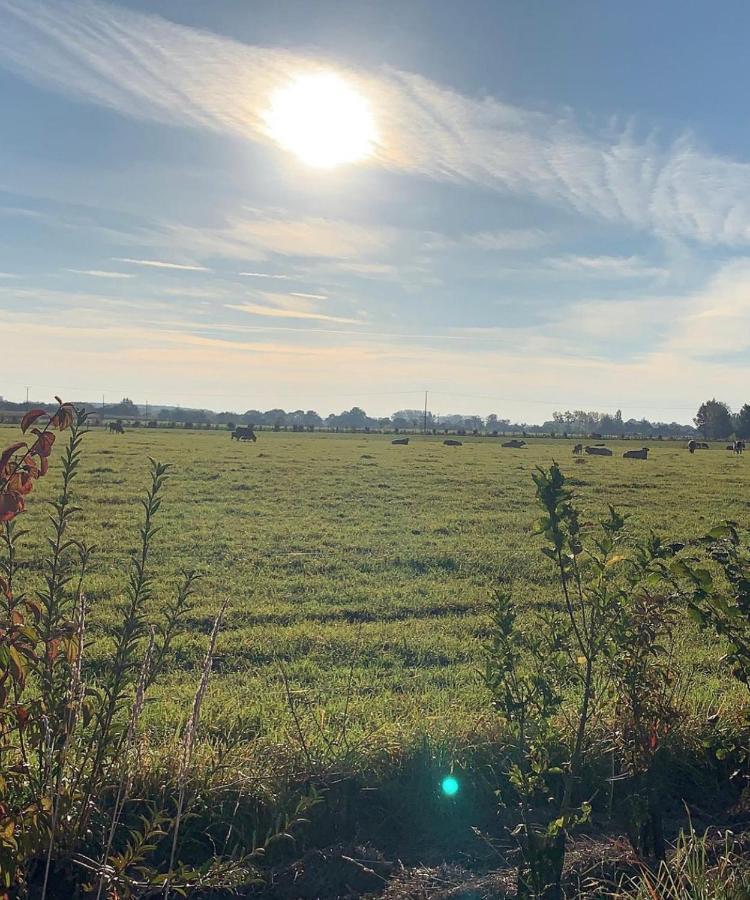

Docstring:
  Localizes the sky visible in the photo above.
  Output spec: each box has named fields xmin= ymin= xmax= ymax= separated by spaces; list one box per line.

xmin=2 ymin=0 xmax=750 ymax=422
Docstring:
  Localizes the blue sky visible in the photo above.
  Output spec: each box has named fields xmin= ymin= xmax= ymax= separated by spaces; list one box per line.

xmin=2 ymin=0 xmax=750 ymax=421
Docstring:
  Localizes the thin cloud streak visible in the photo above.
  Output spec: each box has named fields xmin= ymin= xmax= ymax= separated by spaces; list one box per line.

xmin=66 ymin=268 xmax=135 ymax=278
xmin=238 ymin=271 xmax=292 ymax=280
xmin=548 ymin=255 xmax=667 ymax=278
xmin=5 ymin=0 xmax=750 ymax=244
xmin=114 ymin=257 xmax=211 ymax=271
xmin=226 ymin=302 xmax=360 ymax=324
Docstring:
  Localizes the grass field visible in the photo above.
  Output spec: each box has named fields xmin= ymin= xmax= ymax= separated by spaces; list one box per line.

xmin=6 ymin=426 xmax=749 ymax=773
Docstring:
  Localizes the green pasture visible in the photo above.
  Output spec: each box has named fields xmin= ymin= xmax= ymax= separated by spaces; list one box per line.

xmin=5 ymin=426 xmax=749 ymax=767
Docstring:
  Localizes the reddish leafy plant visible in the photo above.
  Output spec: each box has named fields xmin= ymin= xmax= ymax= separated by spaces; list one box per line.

xmin=0 ymin=398 xmax=75 ymax=526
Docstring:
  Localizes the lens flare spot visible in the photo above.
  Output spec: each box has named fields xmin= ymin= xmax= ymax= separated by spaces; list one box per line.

xmin=441 ymin=775 xmax=459 ymax=797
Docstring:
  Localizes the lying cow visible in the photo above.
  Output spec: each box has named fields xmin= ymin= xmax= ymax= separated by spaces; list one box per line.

xmin=623 ymin=448 xmax=649 ymax=459
xmin=501 ymin=439 xmax=526 ymax=448
xmin=585 ymin=446 xmax=613 ymax=456
xmin=443 ymin=439 xmax=463 ymax=446
xmin=391 ymin=437 xmax=409 ymax=445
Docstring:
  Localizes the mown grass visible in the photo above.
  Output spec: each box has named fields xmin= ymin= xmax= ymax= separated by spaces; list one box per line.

xmin=5 ymin=426 xmax=748 ymax=771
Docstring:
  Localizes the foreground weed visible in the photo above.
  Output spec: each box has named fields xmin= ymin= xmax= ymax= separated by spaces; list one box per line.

xmin=487 ymin=464 xmax=686 ymax=898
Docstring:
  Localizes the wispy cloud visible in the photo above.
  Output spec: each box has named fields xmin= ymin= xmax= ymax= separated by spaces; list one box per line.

xmin=238 ymin=271 xmax=292 ymax=280
xmin=66 ymin=268 xmax=135 ymax=279
xmin=464 ymin=229 xmax=552 ymax=251
xmin=5 ymin=0 xmax=750 ymax=245
xmin=226 ymin=302 xmax=359 ymax=324
xmin=160 ymin=211 xmax=393 ymax=261
xmin=549 ymin=255 xmax=667 ymax=278
xmin=290 ymin=291 xmax=328 ymax=300
xmin=114 ymin=257 xmax=211 ymax=271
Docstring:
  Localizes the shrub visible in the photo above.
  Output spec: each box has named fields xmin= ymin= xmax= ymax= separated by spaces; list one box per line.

xmin=486 ymin=464 xmax=686 ymax=897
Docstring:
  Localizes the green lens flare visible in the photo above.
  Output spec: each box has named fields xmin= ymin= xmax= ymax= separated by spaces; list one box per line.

xmin=441 ymin=775 xmax=459 ymax=797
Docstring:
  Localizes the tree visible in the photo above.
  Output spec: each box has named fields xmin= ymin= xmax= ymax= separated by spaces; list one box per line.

xmin=302 ymin=410 xmax=323 ymax=428
xmin=694 ymin=399 xmax=733 ymax=440
xmin=735 ymin=404 xmax=750 ymax=440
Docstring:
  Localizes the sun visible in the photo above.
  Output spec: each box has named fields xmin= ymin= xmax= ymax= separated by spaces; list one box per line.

xmin=263 ymin=72 xmax=377 ymax=169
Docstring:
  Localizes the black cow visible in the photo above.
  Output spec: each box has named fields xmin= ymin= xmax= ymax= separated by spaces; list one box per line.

xmin=391 ymin=438 xmax=409 ymax=445
xmin=623 ymin=448 xmax=649 ymax=459
xmin=108 ymin=421 xmax=124 ymax=434
xmin=443 ymin=439 xmax=463 ymax=446
xmin=585 ymin=446 xmax=613 ymax=456
xmin=232 ymin=426 xmax=257 ymax=442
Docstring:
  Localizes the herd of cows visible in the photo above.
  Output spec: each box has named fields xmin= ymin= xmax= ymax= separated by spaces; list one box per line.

xmin=105 ymin=424 xmax=747 ymax=459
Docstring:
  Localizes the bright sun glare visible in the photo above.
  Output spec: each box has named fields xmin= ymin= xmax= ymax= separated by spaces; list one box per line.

xmin=264 ymin=72 xmax=377 ymax=169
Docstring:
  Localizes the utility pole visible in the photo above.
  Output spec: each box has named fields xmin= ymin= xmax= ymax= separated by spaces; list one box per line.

xmin=423 ymin=390 xmax=428 ymax=434
xmin=25 ymin=386 xmax=30 ymax=404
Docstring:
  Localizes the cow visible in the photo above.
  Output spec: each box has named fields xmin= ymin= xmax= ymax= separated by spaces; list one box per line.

xmin=108 ymin=421 xmax=124 ymax=434
xmin=443 ymin=439 xmax=463 ymax=446
xmin=584 ymin=446 xmax=613 ymax=456
xmin=698 ymin=442 xmax=709 ymax=449
xmin=502 ymin=439 xmax=526 ymax=448
xmin=737 ymin=440 xmax=746 ymax=454
xmin=391 ymin=437 xmax=409 ymax=445
xmin=623 ymin=448 xmax=649 ymax=459
xmin=231 ymin=426 xmax=257 ymax=442
xmin=572 ymin=444 xmax=583 ymax=455
xmin=687 ymin=440 xmax=696 ymax=454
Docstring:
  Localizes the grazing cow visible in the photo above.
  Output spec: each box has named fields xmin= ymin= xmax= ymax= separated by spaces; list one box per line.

xmin=443 ymin=439 xmax=463 ymax=446
xmin=623 ymin=448 xmax=649 ymax=459
xmin=391 ymin=437 xmax=409 ymax=445
xmin=501 ymin=439 xmax=526 ymax=448
xmin=108 ymin=421 xmax=124 ymax=434
xmin=231 ymin=426 xmax=257 ymax=442
xmin=737 ymin=440 xmax=746 ymax=454
xmin=584 ymin=446 xmax=613 ymax=456
xmin=687 ymin=440 xmax=696 ymax=454
xmin=572 ymin=444 xmax=583 ymax=455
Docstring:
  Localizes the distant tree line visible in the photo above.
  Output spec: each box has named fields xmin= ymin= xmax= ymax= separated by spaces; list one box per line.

xmin=544 ymin=409 xmax=696 ymax=439
xmin=2 ymin=394 xmax=749 ymax=438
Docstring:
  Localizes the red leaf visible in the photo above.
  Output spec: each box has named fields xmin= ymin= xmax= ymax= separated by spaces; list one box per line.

xmin=46 ymin=638 xmax=60 ymax=663
xmin=30 ymin=430 xmax=55 ymax=458
xmin=49 ymin=403 xmax=75 ymax=431
xmin=6 ymin=471 xmax=34 ymax=496
xmin=0 ymin=442 xmax=27 ymax=475
xmin=0 ymin=492 xmax=24 ymax=522
xmin=15 ymin=706 xmax=29 ymax=731
xmin=20 ymin=409 xmax=47 ymax=434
